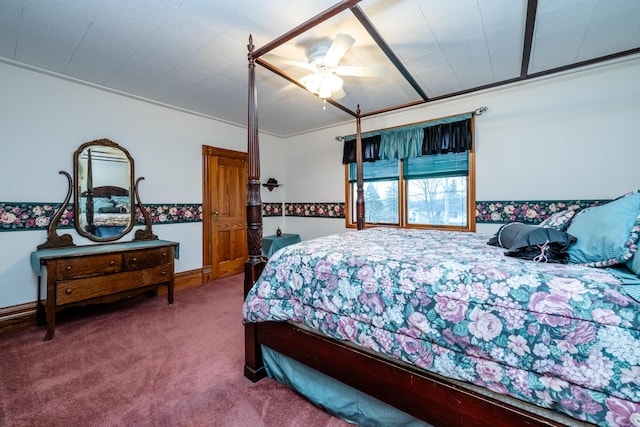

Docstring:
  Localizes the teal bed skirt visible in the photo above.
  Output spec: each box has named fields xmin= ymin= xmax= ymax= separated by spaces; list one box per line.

xmin=261 ymin=345 xmax=429 ymax=427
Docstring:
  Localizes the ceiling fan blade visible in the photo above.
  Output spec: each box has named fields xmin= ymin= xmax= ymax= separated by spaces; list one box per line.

xmin=324 ymin=33 xmax=355 ymax=66
xmin=335 ymin=65 xmax=388 ymax=78
xmin=332 ymin=87 xmax=346 ymax=100
xmin=263 ymin=53 xmax=315 ymax=71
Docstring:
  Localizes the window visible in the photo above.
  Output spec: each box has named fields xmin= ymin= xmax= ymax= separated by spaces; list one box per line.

xmin=343 ymin=114 xmax=475 ymax=231
xmin=346 ymin=150 xmax=475 ymax=231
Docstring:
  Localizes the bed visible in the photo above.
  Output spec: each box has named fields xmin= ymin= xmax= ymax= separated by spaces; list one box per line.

xmin=78 ymin=186 xmax=131 ymax=237
xmin=241 ymin=2 xmax=640 ymax=426
xmin=243 ymin=226 xmax=640 ymax=426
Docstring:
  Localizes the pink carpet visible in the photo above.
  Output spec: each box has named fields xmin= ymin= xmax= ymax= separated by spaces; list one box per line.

xmin=0 ymin=274 xmax=350 ymax=427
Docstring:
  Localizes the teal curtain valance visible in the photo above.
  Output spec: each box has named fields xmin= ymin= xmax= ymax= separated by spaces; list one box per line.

xmin=341 ymin=135 xmax=381 ymax=164
xmin=379 ymin=127 xmax=423 ymax=160
xmin=342 ymin=112 xmax=472 ymax=164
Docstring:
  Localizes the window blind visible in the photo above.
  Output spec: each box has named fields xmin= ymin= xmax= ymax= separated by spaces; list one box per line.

xmin=348 ymin=158 xmax=399 ymax=182
xmin=403 ymin=151 xmax=469 ymax=179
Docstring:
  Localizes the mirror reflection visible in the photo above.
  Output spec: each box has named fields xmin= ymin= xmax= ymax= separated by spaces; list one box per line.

xmin=74 ymin=140 xmax=134 ymax=241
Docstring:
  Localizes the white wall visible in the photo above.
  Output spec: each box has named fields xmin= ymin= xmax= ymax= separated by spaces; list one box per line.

xmin=280 ymin=119 xmax=350 ymax=241
xmin=0 ymin=61 xmax=281 ymax=307
xmin=281 ymin=56 xmax=640 ymax=238
xmin=257 ymin=129 xmax=286 ymax=237
xmin=3 ymin=54 xmax=640 ymax=307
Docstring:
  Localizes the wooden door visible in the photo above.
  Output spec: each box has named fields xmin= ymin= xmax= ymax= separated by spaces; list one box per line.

xmin=203 ymin=146 xmax=248 ymax=281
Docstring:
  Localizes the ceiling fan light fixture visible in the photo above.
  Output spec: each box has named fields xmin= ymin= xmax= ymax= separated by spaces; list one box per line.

xmin=318 ymin=84 xmax=333 ymax=99
xmin=301 ymin=74 xmax=322 ymax=94
xmin=302 ymin=71 xmax=343 ymax=99
xmin=325 ymin=72 xmax=343 ymax=92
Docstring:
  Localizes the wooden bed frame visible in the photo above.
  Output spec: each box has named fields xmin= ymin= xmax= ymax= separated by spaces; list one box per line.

xmin=243 ymin=2 xmax=582 ymax=426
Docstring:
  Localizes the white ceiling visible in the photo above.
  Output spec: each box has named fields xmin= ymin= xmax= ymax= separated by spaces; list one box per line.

xmin=2 ymin=0 xmax=639 ymax=137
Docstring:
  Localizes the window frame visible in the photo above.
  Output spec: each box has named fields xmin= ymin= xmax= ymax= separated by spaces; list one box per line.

xmin=345 ymin=149 xmax=476 ymax=232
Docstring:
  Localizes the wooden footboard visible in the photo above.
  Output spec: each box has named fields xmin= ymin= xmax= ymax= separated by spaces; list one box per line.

xmin=244 ymin=320 xmax=589 ymax=427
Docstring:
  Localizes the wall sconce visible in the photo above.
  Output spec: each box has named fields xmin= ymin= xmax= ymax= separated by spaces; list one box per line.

xmin=262 ymin=178 xmax=281 ymax=191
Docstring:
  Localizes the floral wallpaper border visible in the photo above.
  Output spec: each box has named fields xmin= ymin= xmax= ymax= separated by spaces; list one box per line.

xmin=285 ymin=202 xmax=346 ymax=218
xmin=475 ymin=199 xmax=607 ymax=224
xmin=1 ymin=203 xmax=73 ymax=231
xmin=1 ymin=199 xmax=611 ymax=231
xmin=282 ymin=200 xmax=612 ymax=222
xmin=263 ymin=202 xmax=283 ymax=217
xmin=0 ymin=202 xmax=202 ymax=232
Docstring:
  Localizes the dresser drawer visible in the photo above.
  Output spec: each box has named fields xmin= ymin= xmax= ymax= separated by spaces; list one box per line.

xmin=55 ymin=253 xmax=121 ymax=279
xmin=56 ymin=264 xmax=173 ymax=305
xmin=123 ymin=247 xmax=173 ymax=270
xmin=36 ymin=240 xmax=178 ymax=340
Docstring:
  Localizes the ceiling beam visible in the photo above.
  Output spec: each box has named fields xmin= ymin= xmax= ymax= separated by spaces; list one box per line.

xmin=526 ymin=47 xmax=640 ymax=80
xmin=520 ymin=0 xmax=538 ymax=79
xmin=255 ymin=0 xmax=639 ymax=129
xmin=253 ymin=0 xmax=361 ymax=58
xmin=399 ymin=49 xmax=640 ymax=107
xmin=350 ymin=5 xmax=429 ymax=102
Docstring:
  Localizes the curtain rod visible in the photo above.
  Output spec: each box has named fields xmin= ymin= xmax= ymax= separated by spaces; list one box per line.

xmin=335 ymin=106 xmax=487 ymax=141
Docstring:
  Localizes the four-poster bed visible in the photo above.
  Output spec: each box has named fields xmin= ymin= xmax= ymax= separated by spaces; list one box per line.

xmin=242 ymin=2 xmax=640 ymax=426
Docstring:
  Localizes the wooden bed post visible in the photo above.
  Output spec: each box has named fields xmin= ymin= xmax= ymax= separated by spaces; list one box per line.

xmin=243 ymin=2 xmax=364 ymax=383
xmin=355 ymin=106 xmax=365 ymax=230
xmin=244 ymin=35 xmax=267 ymax=382
xmin=245 ymin=35 xmax=265 ymax=279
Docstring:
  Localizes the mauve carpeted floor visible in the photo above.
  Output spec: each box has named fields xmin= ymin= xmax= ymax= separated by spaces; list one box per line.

xmin=0 ymin=274 xmax=351 ymax=427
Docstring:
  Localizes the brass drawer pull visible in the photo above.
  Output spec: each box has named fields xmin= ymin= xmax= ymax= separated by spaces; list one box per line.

xmin=65 ymin=288 xmax=73 ymax=295
xmin=132 ymin=257 xmax=138 ymax=262
xmin=162 ymin=252 xmax=167 ymax=257
xmin=161 ymin=271 xmax=167 ymax=276
xmin=109 ymin=260 xmax=116 ymax=266
xmin=66 ymin=265 xmax=72 ymax=271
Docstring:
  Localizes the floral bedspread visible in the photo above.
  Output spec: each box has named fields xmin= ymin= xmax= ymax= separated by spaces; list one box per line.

xmin=242 ymin=227 xmax=640 ymax=426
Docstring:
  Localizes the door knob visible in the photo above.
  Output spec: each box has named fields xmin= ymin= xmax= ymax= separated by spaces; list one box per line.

xmin=213 ymin=209 xmax=219 ymax=220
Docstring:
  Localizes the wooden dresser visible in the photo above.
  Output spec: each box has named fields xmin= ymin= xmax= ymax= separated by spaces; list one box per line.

xmin=31 ymin=239 xmax=179 ymax=340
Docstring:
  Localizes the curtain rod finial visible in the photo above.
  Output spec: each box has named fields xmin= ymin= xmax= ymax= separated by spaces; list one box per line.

xmin=335 ymin=136 xmax=344 ymax=141
xmin=474 ymin=106 xmax=488 ymax=116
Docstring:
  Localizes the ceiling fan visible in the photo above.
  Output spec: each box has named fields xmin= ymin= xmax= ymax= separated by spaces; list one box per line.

xmin=265 ymin=33 xmax=387 ymax=100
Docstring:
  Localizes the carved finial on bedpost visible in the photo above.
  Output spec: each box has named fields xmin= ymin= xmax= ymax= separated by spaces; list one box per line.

xmin=355 ymin=105 xmax=365 ymax=230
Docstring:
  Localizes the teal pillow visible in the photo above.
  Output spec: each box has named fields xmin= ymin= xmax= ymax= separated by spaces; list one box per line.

xmin=628 ymin=252 xmax=640 ymax=276
xmin=567 ymin=190 xmax=640 ymax=267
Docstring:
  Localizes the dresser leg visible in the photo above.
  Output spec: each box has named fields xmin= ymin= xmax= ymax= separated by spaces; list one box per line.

xmin=44 ymin=304 xmax=55 ymax=340
xmin=168 ymin=281 xmax=174 ymax=305
xmin=36 ymin=301 xmax=47 ymax=326
xmin=45 ymin=275 xmax=56 ymax=341
xmin=36 ymin=276 xmax=47 ymax=326
xmin=44 ymin=308 xmax=55 ymax=340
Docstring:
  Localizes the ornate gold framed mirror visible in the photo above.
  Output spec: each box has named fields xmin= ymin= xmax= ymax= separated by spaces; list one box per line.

xmin=37 ymin=138 xmax=157 ymax=249
xmin=73 ymin=139 xmax=134 ymax=242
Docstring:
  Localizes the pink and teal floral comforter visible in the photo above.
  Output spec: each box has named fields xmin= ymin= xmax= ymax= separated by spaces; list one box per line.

xmin=242 ymin=227 xmax=640 ymax=426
